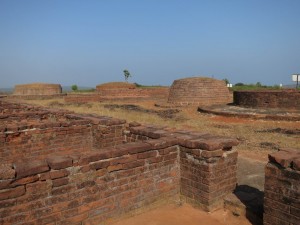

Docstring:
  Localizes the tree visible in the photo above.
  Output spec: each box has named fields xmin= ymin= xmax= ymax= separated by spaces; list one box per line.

xmin=71 ymin=84 xmax=78 ymax=91
xmin=235 ymin=83 xmax=244 ymax=86
xmin=256 ymin=82 xmax=262 ymax=87
xmin=223 ymin=78 xmax=229 ymax=85
xmin=123 ymin=69 xmax=131 ymax=82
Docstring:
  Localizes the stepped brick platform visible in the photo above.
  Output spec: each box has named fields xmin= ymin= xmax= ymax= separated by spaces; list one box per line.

xmin=0 ymin=100 xmax=239 ymax=225
xmin=13 ymin=83 xmax=62 ymax=96
xmin=234 ymin=90 xmax=300 ymax=110
xmin=198 ymin=104 xmax=300 ymax=121
xmin=168 ymin=77 xmax=232 ymax=106
xmin=64 ymin=82 xmax=169 ymax=103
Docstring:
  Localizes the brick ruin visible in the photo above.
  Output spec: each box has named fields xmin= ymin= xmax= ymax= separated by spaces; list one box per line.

xmin=264 ymin=148 xmax=300 ymax=225
xmin=168 ymin=77 xmax=232 ymax=106
xmin=0 ymin=100 xmax=239 ymax=224
xmin=65 ymin=82 xmax=169 ymax=103
xmin=1 ymin=100 xmax=299 ymax=225
xmin=234 ymin=90 xmax=300 ymax=110
xmin=13 ymin=83 xmax=63 ymax=96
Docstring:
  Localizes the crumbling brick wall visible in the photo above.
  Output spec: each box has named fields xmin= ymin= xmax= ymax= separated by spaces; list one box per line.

xmin=0 ymin=100 xmax=239 ymax=224
xmin=127 ymin=125 xmax=239 ymax=211
xmin=264 ymin=148 xmax=300 ymax=225
xmin=0 ymin=102 xmax=126 ymax=163
xmin=0 ymin=142 xmax=180 ymax=224
xmin=168 ymin=77 xmax=232 ymax=106
xmin=234 ymin=90 xmax=300 ymax=109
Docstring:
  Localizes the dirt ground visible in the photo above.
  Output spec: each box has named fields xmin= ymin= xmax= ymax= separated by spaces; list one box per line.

xmin=109 ymin=204 xmax=252 ymax=225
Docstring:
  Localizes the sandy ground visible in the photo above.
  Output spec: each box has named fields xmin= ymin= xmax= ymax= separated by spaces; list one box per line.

xmin=109 ymin=204 xmax=252 ymax=225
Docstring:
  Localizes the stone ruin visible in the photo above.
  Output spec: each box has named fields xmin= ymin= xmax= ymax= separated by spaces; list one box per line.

xmin=168 ymin=77 xmax=232 ymax=106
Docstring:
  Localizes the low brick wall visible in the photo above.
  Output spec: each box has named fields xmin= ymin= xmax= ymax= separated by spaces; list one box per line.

xmin=97 ymin=87 xmax=169 ymax=100
xmin=64 ymin=88 xmax=169 ymax=103
xmin=0 ymin=142 xmax=180 ymax=225
xmin=0 ymin=101 xmax=126 ymax=163
xmin=6 ymin=94 xmax=66 ymax=100
xmin=234 ymin=90 xmax=300 ymax=109
xmin=127 ymin=126 xmax=239 ymax=211
xmin=0 ymin=100 xmax=240 ymax=224
xmin=264 ymin=148 xmax=300 ymax=225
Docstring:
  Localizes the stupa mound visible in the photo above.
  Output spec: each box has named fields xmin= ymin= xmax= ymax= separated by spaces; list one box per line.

xmin=168 ymin=77 xmax=231 ymax=106
xmin=13 ymin=83 xmax=62 ymax=95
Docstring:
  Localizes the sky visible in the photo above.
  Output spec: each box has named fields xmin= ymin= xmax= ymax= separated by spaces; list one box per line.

xmin=1 ymin=0 xmax=300 ymax=88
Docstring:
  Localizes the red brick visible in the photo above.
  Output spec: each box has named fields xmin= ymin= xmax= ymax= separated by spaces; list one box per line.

xmin=268 ymin=151 xmax=296 ymax=168
xmin=46 ymin=156 xmax=73 ymax=169
xmin=0 ymin=163 xmax=15 ymax=179
xmin=143 ymin=138 xmax=178 ymax=150
xmin=0 ymin=186 xmax=25 ymax=200
xmin=49 ymin=169 xmax=69 ymax=179
xmin=90 ymin=161 xmax=110 ymax=170
xmin=293 ymin=158 xmax=300 ymax=171
xmin=80 ymin=165 xmax=91 ymax=173
xmin=14 ymin=160 xmax=49 ymax=179
xmin=0 ymin=180 xmax=12 ymax=190
xmin=128 ymin=121 xmax=141 ymax=127
xmin=10 ymin=175 xmax=39 ymax=187
xmin=115 ymin=142 xmax=152 ymax=155
xmin=137 ymin=151 xmax=157 ymax=159
xmin=51 ymin=184 xmax=74 ymax=195
xmin=123 ymin=160 xmax=144 ymax=169
xmin=78 ymin=152 xmax=112 ymax=165
xmin=201 ymin=150 xmax=224 ymax=158
xmin=183 ymin=137 xmax=238 ymax=151
xmin=26 ymin=181 xmax=51 ymax=194
xmin=110 ymin=155 xmax=138 ymax=165
xmin=52 ymin=177 xmax=69 ymax=187
xmin=107 ymin=164 xmax=123 ymax=172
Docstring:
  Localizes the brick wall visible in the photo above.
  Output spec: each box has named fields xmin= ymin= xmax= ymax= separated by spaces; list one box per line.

xmin=0 ymin=101 xmax=126 ymax=163
xmin=264 ymin=148 xmax=300 ymax=225
xmin=6 ymin=94 xmax=66 ymax=100
xmin=168 ymin=77 xmax=232 ymax=106
xmin=64 ymin=88 xmax=169 ymax=103
xmin=0 ymin=142 xmax=180 ymax=225
xmin=234 ymin=90 xmax=300 ymax=109
xmin=127 ymin=125 xmax=239 ymax=212
xmin=0 ymin=100 xmax=240 ymax=224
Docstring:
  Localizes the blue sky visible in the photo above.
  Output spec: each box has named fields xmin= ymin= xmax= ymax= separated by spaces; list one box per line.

xmin=1 ymin=0 xmax=300 ymax=88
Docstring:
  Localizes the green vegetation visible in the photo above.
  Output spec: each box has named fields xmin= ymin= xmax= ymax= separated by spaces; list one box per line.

xmin=134 ymin=83 xmax=166 ymax=88
xmin=230 ymin=82 xmax=282 ymax=91
xmin=71 ymin=84 xmax=78 ymax=91
xmin=123 ymin=69 xmax=131 ymax=82
xmin=73 ymin=88 xmax=95 ymax=93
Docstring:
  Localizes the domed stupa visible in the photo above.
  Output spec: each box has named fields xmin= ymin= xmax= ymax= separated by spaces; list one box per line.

xmin=168 ymin=77 xmax=232 ymax=106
